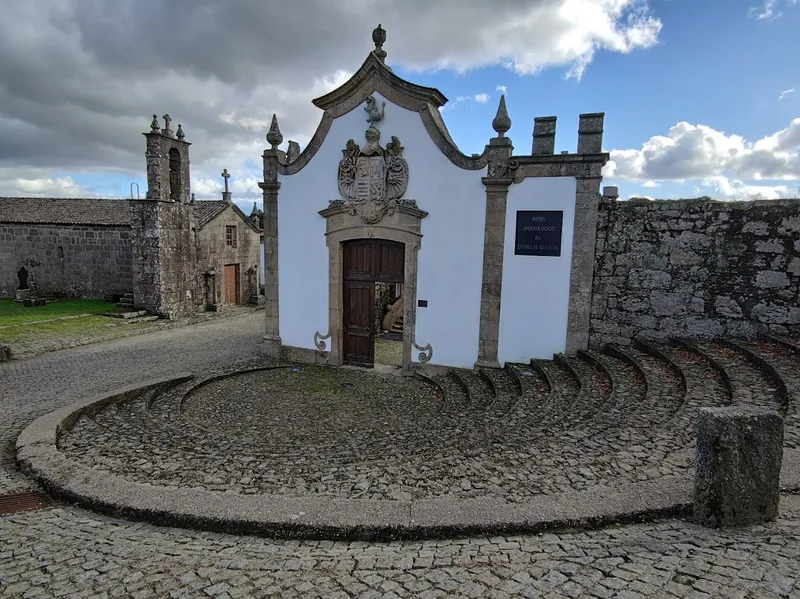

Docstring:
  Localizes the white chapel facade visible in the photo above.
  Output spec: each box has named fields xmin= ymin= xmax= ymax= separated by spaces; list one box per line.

xmin=260 ymin=25 xmax=609 ymax=374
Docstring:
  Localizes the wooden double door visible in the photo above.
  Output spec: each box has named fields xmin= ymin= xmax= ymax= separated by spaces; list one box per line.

xmin=343 ymin=239 xmax=404 ymax=367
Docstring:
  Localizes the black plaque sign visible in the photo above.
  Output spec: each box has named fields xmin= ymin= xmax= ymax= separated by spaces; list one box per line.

xmin=514 ymin=210 xmax=563 ymax=256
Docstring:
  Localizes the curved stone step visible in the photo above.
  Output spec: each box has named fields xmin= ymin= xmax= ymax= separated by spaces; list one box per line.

xmin=611 ymin=343 xmax=687 ymax=424
xmin=449 ymin=369 xmax=494 ymax=416
xmin=521 ymin=358 xmax=580 ymax=430
xmin=478 ymin=366 xmax=521 ymax=419
xmin=689 ymin=339 xmax=783 ymax=412
xmin=735 ymin=338 xmax=799 ymax=410
xmin=662 ymin=340 xmax=733 ymax=407
xmin=731 ymin=337 xmax=800 ymax=449
xmin=493 ymin=362 xmax=552 ymax=428
xmin=554 ymin=353 xmax=614 ymax=430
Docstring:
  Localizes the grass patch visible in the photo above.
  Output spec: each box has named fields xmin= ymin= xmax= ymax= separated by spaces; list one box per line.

xmin=0 ymin=314 xmax=161 ymax=356
xmin=0 ymin=298 xmax=119 ymax=326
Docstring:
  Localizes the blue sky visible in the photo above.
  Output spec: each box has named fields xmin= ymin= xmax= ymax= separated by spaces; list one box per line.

xmin=401 ymin=0 xmax=799 ymax=201
xmin=0 ymin=0 xmax=797 ymax=208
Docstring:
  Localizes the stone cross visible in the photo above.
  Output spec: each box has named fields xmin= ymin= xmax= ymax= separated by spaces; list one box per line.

xmin=162 ymin=114 xmax=172 ymax=134
xmin=221 ymin=169 xmax=230 ymax=193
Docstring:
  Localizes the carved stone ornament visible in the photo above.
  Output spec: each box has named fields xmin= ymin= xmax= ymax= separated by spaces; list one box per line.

xmin=364 ymin=95 xmax=385 ymax=123
xmin=336 ymin=125 xmax=409 ymax=225
xmin=412 ymin=341 xmax=433 ymax=363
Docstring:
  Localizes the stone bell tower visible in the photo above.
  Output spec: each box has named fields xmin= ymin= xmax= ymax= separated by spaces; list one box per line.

xmin=130 ymin=114 xmax=198 ymax=318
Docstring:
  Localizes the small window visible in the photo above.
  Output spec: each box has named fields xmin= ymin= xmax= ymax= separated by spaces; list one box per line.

xmin=226 ymin=225 xmax=237 ymax=248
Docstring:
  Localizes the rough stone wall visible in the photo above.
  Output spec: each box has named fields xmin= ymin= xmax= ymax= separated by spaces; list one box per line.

xmin=195 ymin=209 xmax=260 ymax=307
xmin=130 ymin=200 xmax=198 ymax=318
xmin=0 ymin=224 xmax=132 ymax=299
xmin=591 ymin=198 xmax=800 ymax=344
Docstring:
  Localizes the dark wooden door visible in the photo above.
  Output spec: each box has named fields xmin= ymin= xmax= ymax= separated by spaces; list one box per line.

xmin=224 ymin=264 xmax=239 ymax=304
xmin=343 ymin=280 xmax=374 ymax=367
xmin=342 ymin=240 xmax=404 ymax=367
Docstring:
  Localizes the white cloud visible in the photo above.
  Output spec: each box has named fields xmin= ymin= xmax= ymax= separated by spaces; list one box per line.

xmin=779 ymin=87 xmax=795 ymax=100
xmin=496 ymin=85 xmax=508 ymax=94
xmin=605 ymin=118 xmax=800 ymax=184
xmin=441 ymin=93 xmax=494 ymax=111
xmin=749 ymin=0 xmax=798 ymax=20
xmin=700 ymin=176 xmax=792 ymax=200
xmin=0 ymin=168 xmax=110 ymax=197
xmin=0 ymin=1 xmax=663 ymax=197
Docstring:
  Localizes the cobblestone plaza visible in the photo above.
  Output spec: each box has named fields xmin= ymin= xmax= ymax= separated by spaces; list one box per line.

xmin=3 ymin=312 xmax=800 ymax=598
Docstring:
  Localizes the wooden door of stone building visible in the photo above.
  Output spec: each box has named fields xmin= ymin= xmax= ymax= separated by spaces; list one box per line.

xmin=223 ymin=264 xmax=240 ymax=305
xmin=342 ymin=239 xmax=404 ymax=367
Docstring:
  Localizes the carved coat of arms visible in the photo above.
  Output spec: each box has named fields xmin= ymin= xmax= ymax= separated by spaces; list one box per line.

xmin=337 ymin=125 xmax=409 ymax=224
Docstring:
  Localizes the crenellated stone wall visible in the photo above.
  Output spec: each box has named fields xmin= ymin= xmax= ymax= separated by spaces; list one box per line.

xmin=591 ymin=198 xmax=800 ymax=345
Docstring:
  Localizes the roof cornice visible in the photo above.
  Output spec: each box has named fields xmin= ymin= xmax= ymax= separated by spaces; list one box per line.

xmin=312 ymin=52 xmax=447 ymax=115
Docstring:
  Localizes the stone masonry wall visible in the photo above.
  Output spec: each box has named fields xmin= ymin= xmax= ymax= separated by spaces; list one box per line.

xmin=591 ymin=198 xmax=800 ymax=345
xmin=0 ymin=224 xmax=132 ymax=299
xmin=130 ymin=200 xmax=198 ymax=318
xmin=195 ymin=210 xmax=260 ymax=308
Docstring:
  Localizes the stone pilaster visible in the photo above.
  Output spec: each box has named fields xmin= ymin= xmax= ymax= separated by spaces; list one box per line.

xmin=577 ymin=113 xmax=604 ymax=155
xmin=532 ymin=116 xmax=556 ymax=155
xmin=476 ymin=172 xmax=514 ymax=368
xmin=565 ymin=174 xmax=603 ymax=354
xmin=259 ymin=125 xmax=282 ymax=356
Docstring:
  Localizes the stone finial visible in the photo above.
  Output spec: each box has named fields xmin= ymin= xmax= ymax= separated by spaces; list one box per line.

xmin=162 ymin=114 xmax=173 ymax=137
xmin=372 ymin=23 xmax=387 ymax=63
xmin=492 ymin=95 xmax=511 ymax=138
xmin=176 ymin=124 xmax=185 ymax=140
xmin=150 ymin=114 xmax=160 ymax=133
xmin=250 ymin=201 xmax=258 ymax=216
xmin=266 ymin=114 xmax=283 ymax=149
xmin=190 ymin=193 xmax=196 ymax=204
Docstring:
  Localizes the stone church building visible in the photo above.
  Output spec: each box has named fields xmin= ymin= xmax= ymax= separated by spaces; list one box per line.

xmin=260 ymin=25 xmax=609 ymax=372
xmin=0 ymin=117 xmax=262 ymax=318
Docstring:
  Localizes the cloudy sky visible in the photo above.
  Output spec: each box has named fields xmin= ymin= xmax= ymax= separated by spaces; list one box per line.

xmin=0 ymin=0 xmax=797 ymax=213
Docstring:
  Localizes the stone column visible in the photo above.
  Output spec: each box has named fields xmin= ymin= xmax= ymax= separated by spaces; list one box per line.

xmin=694 ymin=406 xmax=784 ymax=528
xmin=260 ymin=115 xmax=283 ymax=357
xmin=476 ymin=95 xmax=514 ymax=369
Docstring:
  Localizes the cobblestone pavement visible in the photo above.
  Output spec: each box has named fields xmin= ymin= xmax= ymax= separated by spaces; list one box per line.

xmin=56 ymin=338 xmax=800 ymax=501
xmin=4 ymin=320 xmax=800 ymax=597
xmin=0 ymin=311 xmax=263 ymax=494
xmin=2 ymin=497 xmax=800 ymax=598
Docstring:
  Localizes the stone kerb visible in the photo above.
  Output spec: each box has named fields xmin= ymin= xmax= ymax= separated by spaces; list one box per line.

xmin=16 ymin=377 xmax=800 ymax=540
xmin=694 ymin=406 xmax=784 ymax=528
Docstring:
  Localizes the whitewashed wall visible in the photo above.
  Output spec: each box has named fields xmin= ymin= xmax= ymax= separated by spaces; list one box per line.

xmin=498 ymin=177 xmax=577 ymax=363
xmin=278 ymin=92 xmax=486 ymax=367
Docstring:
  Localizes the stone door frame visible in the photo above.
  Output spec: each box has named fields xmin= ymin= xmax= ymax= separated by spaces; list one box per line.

xmin=320 ymin=203 xmax=426 ymax=375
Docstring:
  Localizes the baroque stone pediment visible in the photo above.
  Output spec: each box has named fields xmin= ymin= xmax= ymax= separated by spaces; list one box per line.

xmin=335 ymin=125 xmax=410 ymax=224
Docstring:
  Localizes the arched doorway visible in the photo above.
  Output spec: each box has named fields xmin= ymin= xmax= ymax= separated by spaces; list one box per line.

xmin=342 ymin=239 xmax=404 ymax=367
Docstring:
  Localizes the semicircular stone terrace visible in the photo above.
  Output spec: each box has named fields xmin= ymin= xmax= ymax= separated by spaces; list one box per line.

xmin=56 ymin=336 xmax=800 ymax=502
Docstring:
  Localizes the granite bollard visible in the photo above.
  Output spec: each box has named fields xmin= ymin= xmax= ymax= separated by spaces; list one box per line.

xmin=694 ymin=406 xmax=783 ymax=528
